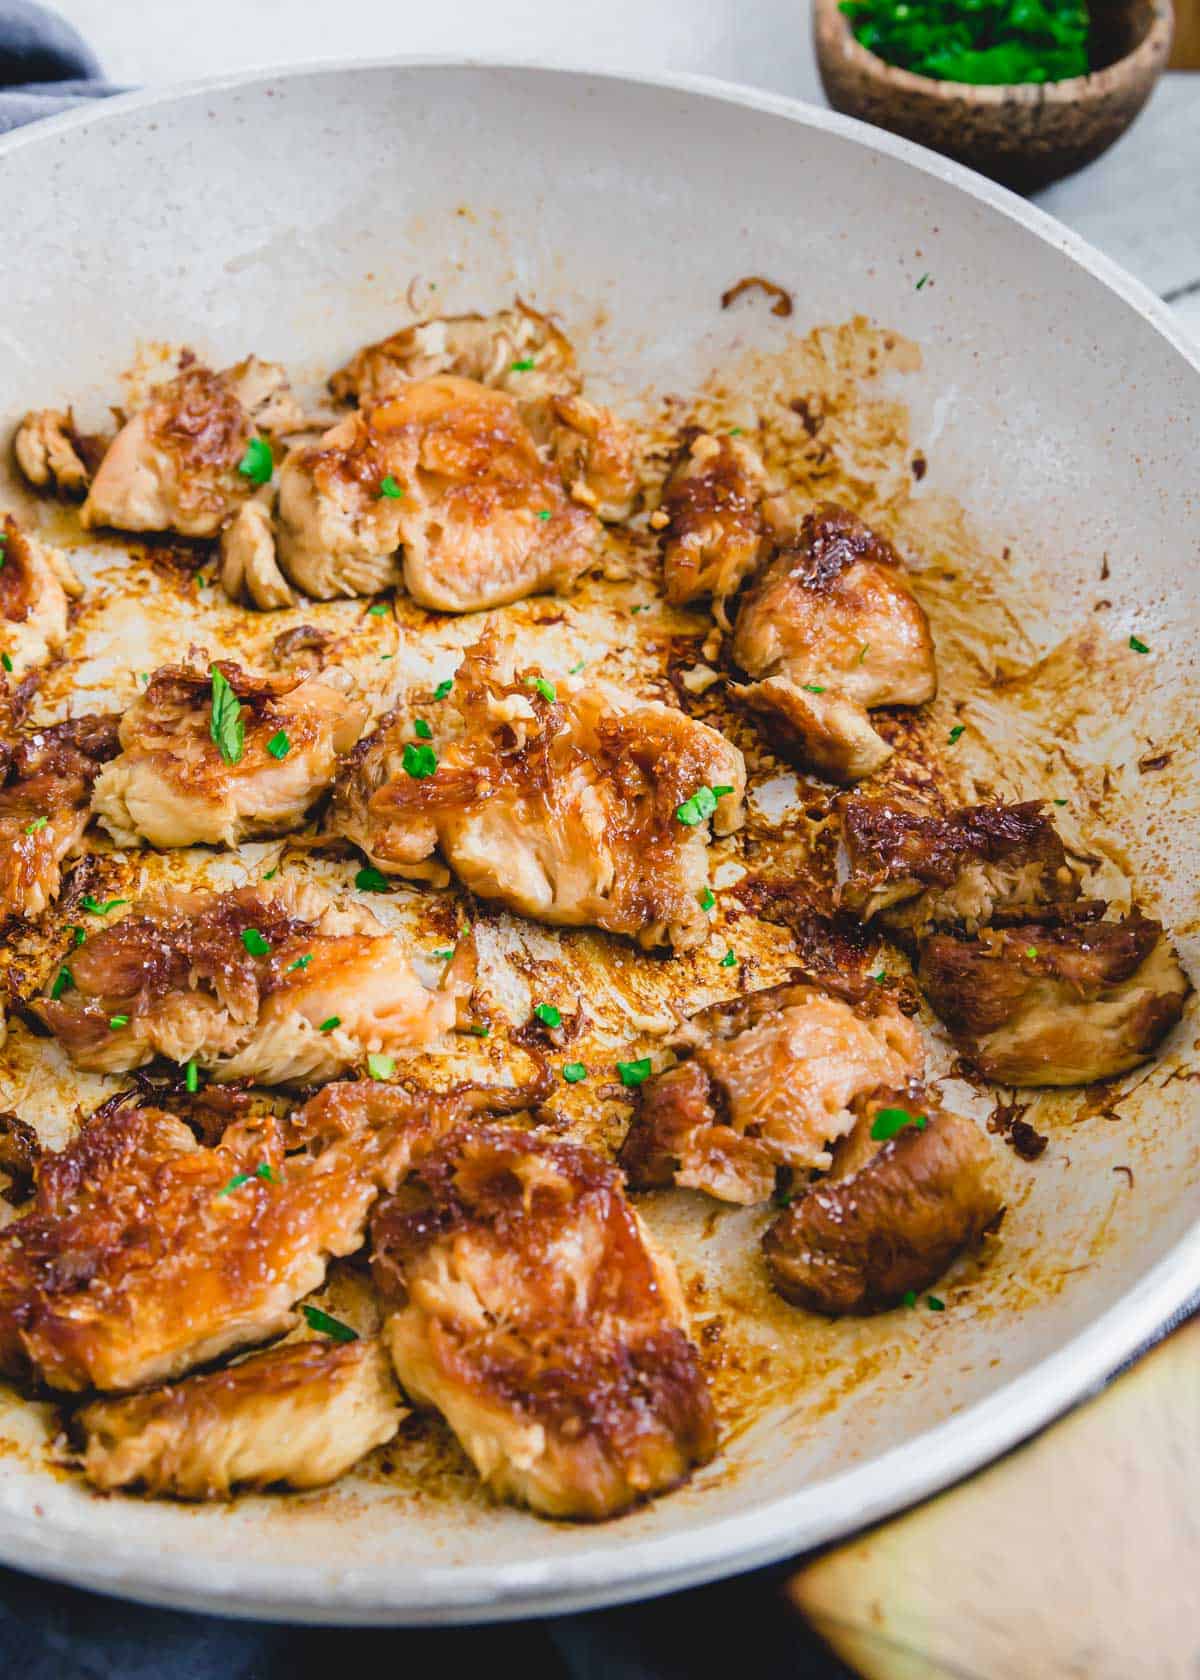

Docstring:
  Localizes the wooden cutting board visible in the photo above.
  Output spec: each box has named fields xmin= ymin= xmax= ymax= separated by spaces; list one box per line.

xmin=788 ymin=1315 xmax=1200 ymax=1679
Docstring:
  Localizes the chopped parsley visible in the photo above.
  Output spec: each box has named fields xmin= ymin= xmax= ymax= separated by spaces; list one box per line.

xmin=510 ymin=357 xmax=536 ymax=372
xmin=209 ymin=665 xmax=245 ymax=765
xmin=568 ymin=660 xmax=585 ymax=674
xmin=318 ymin=1016 xmax=341 ymax=1033
xmin=242 ymin=928 xmax=271 ymax=956
xmin=402 ymin=742 xmax=438 ymax=779
xmin=719 ymin=948 xmax=738 ymax=968
xmin=195 ymin=573 xmax=210 ymax=589
xmin=50 ymin=966 xmax=74 ymax=1000
xmin=773 ymin=1188 xmax=795 ymax=1208
xmin=1053 ymin=797 xmax=1068 ymax=806
xmin=1025 ymin=945 xmax=1039 ymax=959
xmin=413 ymin=718 xmax=432 ymax=739
xmin=870 ymin=1106 xmax=928 ymax=1141
xmin=858 ymin=643 xmax=870 ymax=663
xmin=70 ymin=925 xmax=86 ymax=946
xmin=263 ymin=866 xmax=278 ymax=881
xmin=617 ymin=1057 xmax=653 ymax=1087
xmin=302 ymin=1304 xmax=359 ymax=1342
xmin=378 ymin=475 xmax=404 ymax=500
xmin=1129 ymin=634 xmax=1150 ymax=654
xmin=927 ymin=1294 xmax=946 ymax=1311
xmin=109 ymin=1014 xmax=130 ymax=1029
xmin=367 ymin=1052 xmax=396 ymax=1081
xmin=728 ymin=426 xmax=743 ymax=436
xmin=432 ymin=948 xmax=454 ymax=962
xmin=533 ymin=1003 xmax=562 ymax=1028
xmin=947 ymin=723 xmax=966 ymax=744
xmin=802 ymin=683 xmax=826 ymax=695
xmin=266 ymin=730 xmax=291 ymax=760
xmin=237 ymin=435 xmax=274 ymax=484
xmin=916 ymin=273 xmax=931 ymax=290
xmin=25 ymin=816 xmax=48 ymax=834
xmin=699 ymin=888 xmax=716 ymax=911
xmin=840 ymin=0 xmax=1089 ymax=83
xmin=80 ymin=895 xmax=128 ymax=916
xmin=536 ymin=509 xmax=552 ymax=521
xmin=562 ymin=1062 xmax=588 ymax=1083
xmin=217 ymin=1161 xmax=278 ymax=1198
xmin=901 ymin=1290 xmax=917 ymax=1307
xmin=433 ymin=678 xmax=454 ymax=701
xmin=676 ymin=784 xmax=734 ymax=826
xmin=367 ymin=603 xmax=389 ymax=616
xmin=355 ymin=865 xmax=391 ymax=892
xmin=185 ymin=1060 xmax=200 ymax=1093
xmin=465 ymin=1023 xmax=490 ymax=1037
xmin=0 ymin=653 xmax=11 ymax=673
xmin=527 ymin=675 xmax=556 ymax=702
xmin=286 ymin=953 xmax=312 ymax=973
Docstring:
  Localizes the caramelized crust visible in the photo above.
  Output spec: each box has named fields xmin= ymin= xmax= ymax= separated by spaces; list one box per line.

xmin=78 ymin=1337 xmax=404 ymax=1498
xmin=0 ymin=516 xmax=82 ymax=677
xmin=331 ymin=644 xmax=746 ymax=949
xmin=91 ymin=656 xmax=366 ymax=848
xmin=839 ymin=796 xmax=1083 ymax=938
xmin=731 ymin=504 xmax=936 ymax=783
xmin=0 ymin=1111 xmax=40 ymax=1205
xmin=0 ymin=1081 xmax=479 ymax=1392
xmin=276 ymin=376 xmax=597 ymax=608
xmin=619 ymin=977 xmax=924 ymax=1203
xmin=545 ymin=392 xmax=640 ymax=522
xmin=81 ymin=357 xmax=301 ymax=539
xmin=371 ymin=1123 xmax=717 ymax=1520
xmin=14 ymin=408 xmax=95 ymax=496
xmin=661 ymin=431 xmax=766 ymax=608
xmin=0 ymin=712 xmax=120 ymax=921
xmin=34 ymin=879 xmax=460 ymax=1085
xmin=918 ymin=915 xmax=1190 ymax=1086
xmin=763 ymin=1095 xmax=1004 ymax=1314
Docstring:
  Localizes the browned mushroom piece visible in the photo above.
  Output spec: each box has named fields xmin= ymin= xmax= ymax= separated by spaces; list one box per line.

xmin=838 ymin=795 xmax=1085 ymax=942
xmin=618 ymin=976 xmax=924 ymax=1204
xmin=763 ymin=1094 xmax=1004 ymax=1315
xmin=0 ymin=1111 xmax=40 ymax=1205
xmin=660 ymin=431 xmax=767 ymax=610
xmin=918 ymin=914 xmax=1190 ymax=1087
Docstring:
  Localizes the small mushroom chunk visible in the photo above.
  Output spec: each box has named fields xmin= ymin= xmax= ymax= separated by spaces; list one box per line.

xmin=731 ymin=504 xmax=936 ymax=784
xmin=77 ymin=1337 xmax=404 ymax=1499
xmin=619 ymin=977 xmax=924 ymax=1204
xmin=918 ymin=914 xmax=1191 ymax=1087
xmin=219 ymin=498 xmax=295 ymax=609
xmin=839 ymin=796 xmax=1084 ymax=941
xmin=14 ymin=409 xmax=93 ymax=495
xmin=660 ymin=431 xmax=766 ymax=609
xmin=763 ymin=1096 xmax=1004 ymax=1314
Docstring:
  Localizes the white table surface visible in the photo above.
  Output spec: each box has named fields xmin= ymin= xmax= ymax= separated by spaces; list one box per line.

xmin=52 ymin=0 xmax=1200 ymax=337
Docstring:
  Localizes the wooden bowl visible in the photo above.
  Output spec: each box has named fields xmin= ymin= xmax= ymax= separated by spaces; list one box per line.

xmin=813 ymin=0 xmax=1174 ymax=192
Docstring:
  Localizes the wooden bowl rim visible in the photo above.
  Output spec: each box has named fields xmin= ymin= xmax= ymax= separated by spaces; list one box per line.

xmin=813 ymin=0 xmax=1174 ymax=107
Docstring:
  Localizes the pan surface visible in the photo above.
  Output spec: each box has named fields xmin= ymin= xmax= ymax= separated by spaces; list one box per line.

xmin=0 ymin=60 xmax=1197 ymax=1623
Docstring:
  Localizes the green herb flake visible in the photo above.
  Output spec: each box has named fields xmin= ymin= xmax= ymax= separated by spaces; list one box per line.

xmin=699 ymin=888 xmax=716 ymax=911
xmin=617 ymin=1056 xmax=653 ymax=1088
xmin=355 ymin=865 xmax=391 ymax=893
xmin=839 ymin=0 xmax=1089 ymax=85
xmin=773 ymin=1188 xmax=795 ymax=1208
xmin=403 ymin=742 xmax=438 ymax=779
xmin=728 ymin=426 xmax=743 ymax=436
xmin=109 ymin=1014 xmax=130 ymax=1029
xmin=242 ymin=928 xmax=271 ymax=957
xmin=533 ymin=1003 xmax=562 ymax=1028
xmin=948 ymin=723 xmax=966 ymax=744
xmin=286 ymin=953 xmax=313 ymax=973
xmin=367 ymin=603 xmax=389 ymax=616
xmin=195 ymin=573 xmax=210 ymax=589
xmin=568 ymin=660 xmax=585 ymax=674
xmin=858 ymin=643 xmax=870 ymax=663
xmin=466 ymin=1023 xmax=490 ymax=1038
xmin=367 ymin=1052 xmax=396 ymax=1081
xmin=50 ymin=966 xmax=74 ymax=1000
xmin=536 ymin=509 xmax=552 ymax=521
xmin=562 ymin=1062 xmax=588 ymax=1084
xmin=378 ymin=475 xmax=404 ymax=500
xmin=802 ymin=683 xmax=826 ymax=695
xmin=266 ymin=730 xmax=291 ymax=760
xmin=433 ymin=678 xmax=454 ymax=700
xmin=216 ymin=1172 xmax=251 ymax=1198
xmin=80 ymin=895 xmax=129 ymax=916
xmin=432 ymin=948 xmax=454 ymax=962
xmin=70 ymin=925 xmax=86 ymax=946
xmin=185 ymin=1060 xmax=200 ymax=1093
xmin=209 ymin=665 xmax=245 ymax=765
xmin=237 ymin=435 xmax=274 ymax=485
xmin=25 ymin=815 xmax=48 ymax=834
xmin=870 ymin=1105 xmax=928 ymax=1141
xmin=901 ymin=1290 xmax=917 ymax=1307
xmin=318 ymin=1016 xmax=341 ymax=1033
xmin=1053 ymin=797 xmax=1068 ymax=806
xmin=302 ymin=1304 xmax=359 ymax=1342
xmin=719 ymin=948 xmax=738 ymax=968
xmin=915 ymin=273 xmax=931 ymax=290
xmin=527 ymin=675 xmax=556 ymax=702
xmin=676 ymin=785 xmax=718 ymax=826
xmin=263 ymin=866 xmax=278 ymax=881
xmin=0 ymin=653 xmax=10 ymax=673
xmin=1129 ymin=634 xmax=1150 ymax=654
xmin=510 ymin=357 xmax=536 ymax=372
xmin=927 ymin=1294 xmax=946 ymax=1311
xmin=1026 ymin=945 xmax=1039 ymax=959
xmin=412 ymin=718 xmax=433 ymax=739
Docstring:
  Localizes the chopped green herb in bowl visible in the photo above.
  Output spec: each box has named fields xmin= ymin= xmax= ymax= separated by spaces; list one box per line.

xmin=838 ymin=0 xmax=1090 ymax=85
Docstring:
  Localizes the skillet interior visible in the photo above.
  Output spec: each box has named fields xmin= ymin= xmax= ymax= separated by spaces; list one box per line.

xmin=0 ymin=62 xmax=1196 ymax=1622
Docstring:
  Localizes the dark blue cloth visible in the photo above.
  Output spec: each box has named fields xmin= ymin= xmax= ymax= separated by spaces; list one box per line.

xmin=0 ymin=0 xmax=120 ymax=132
